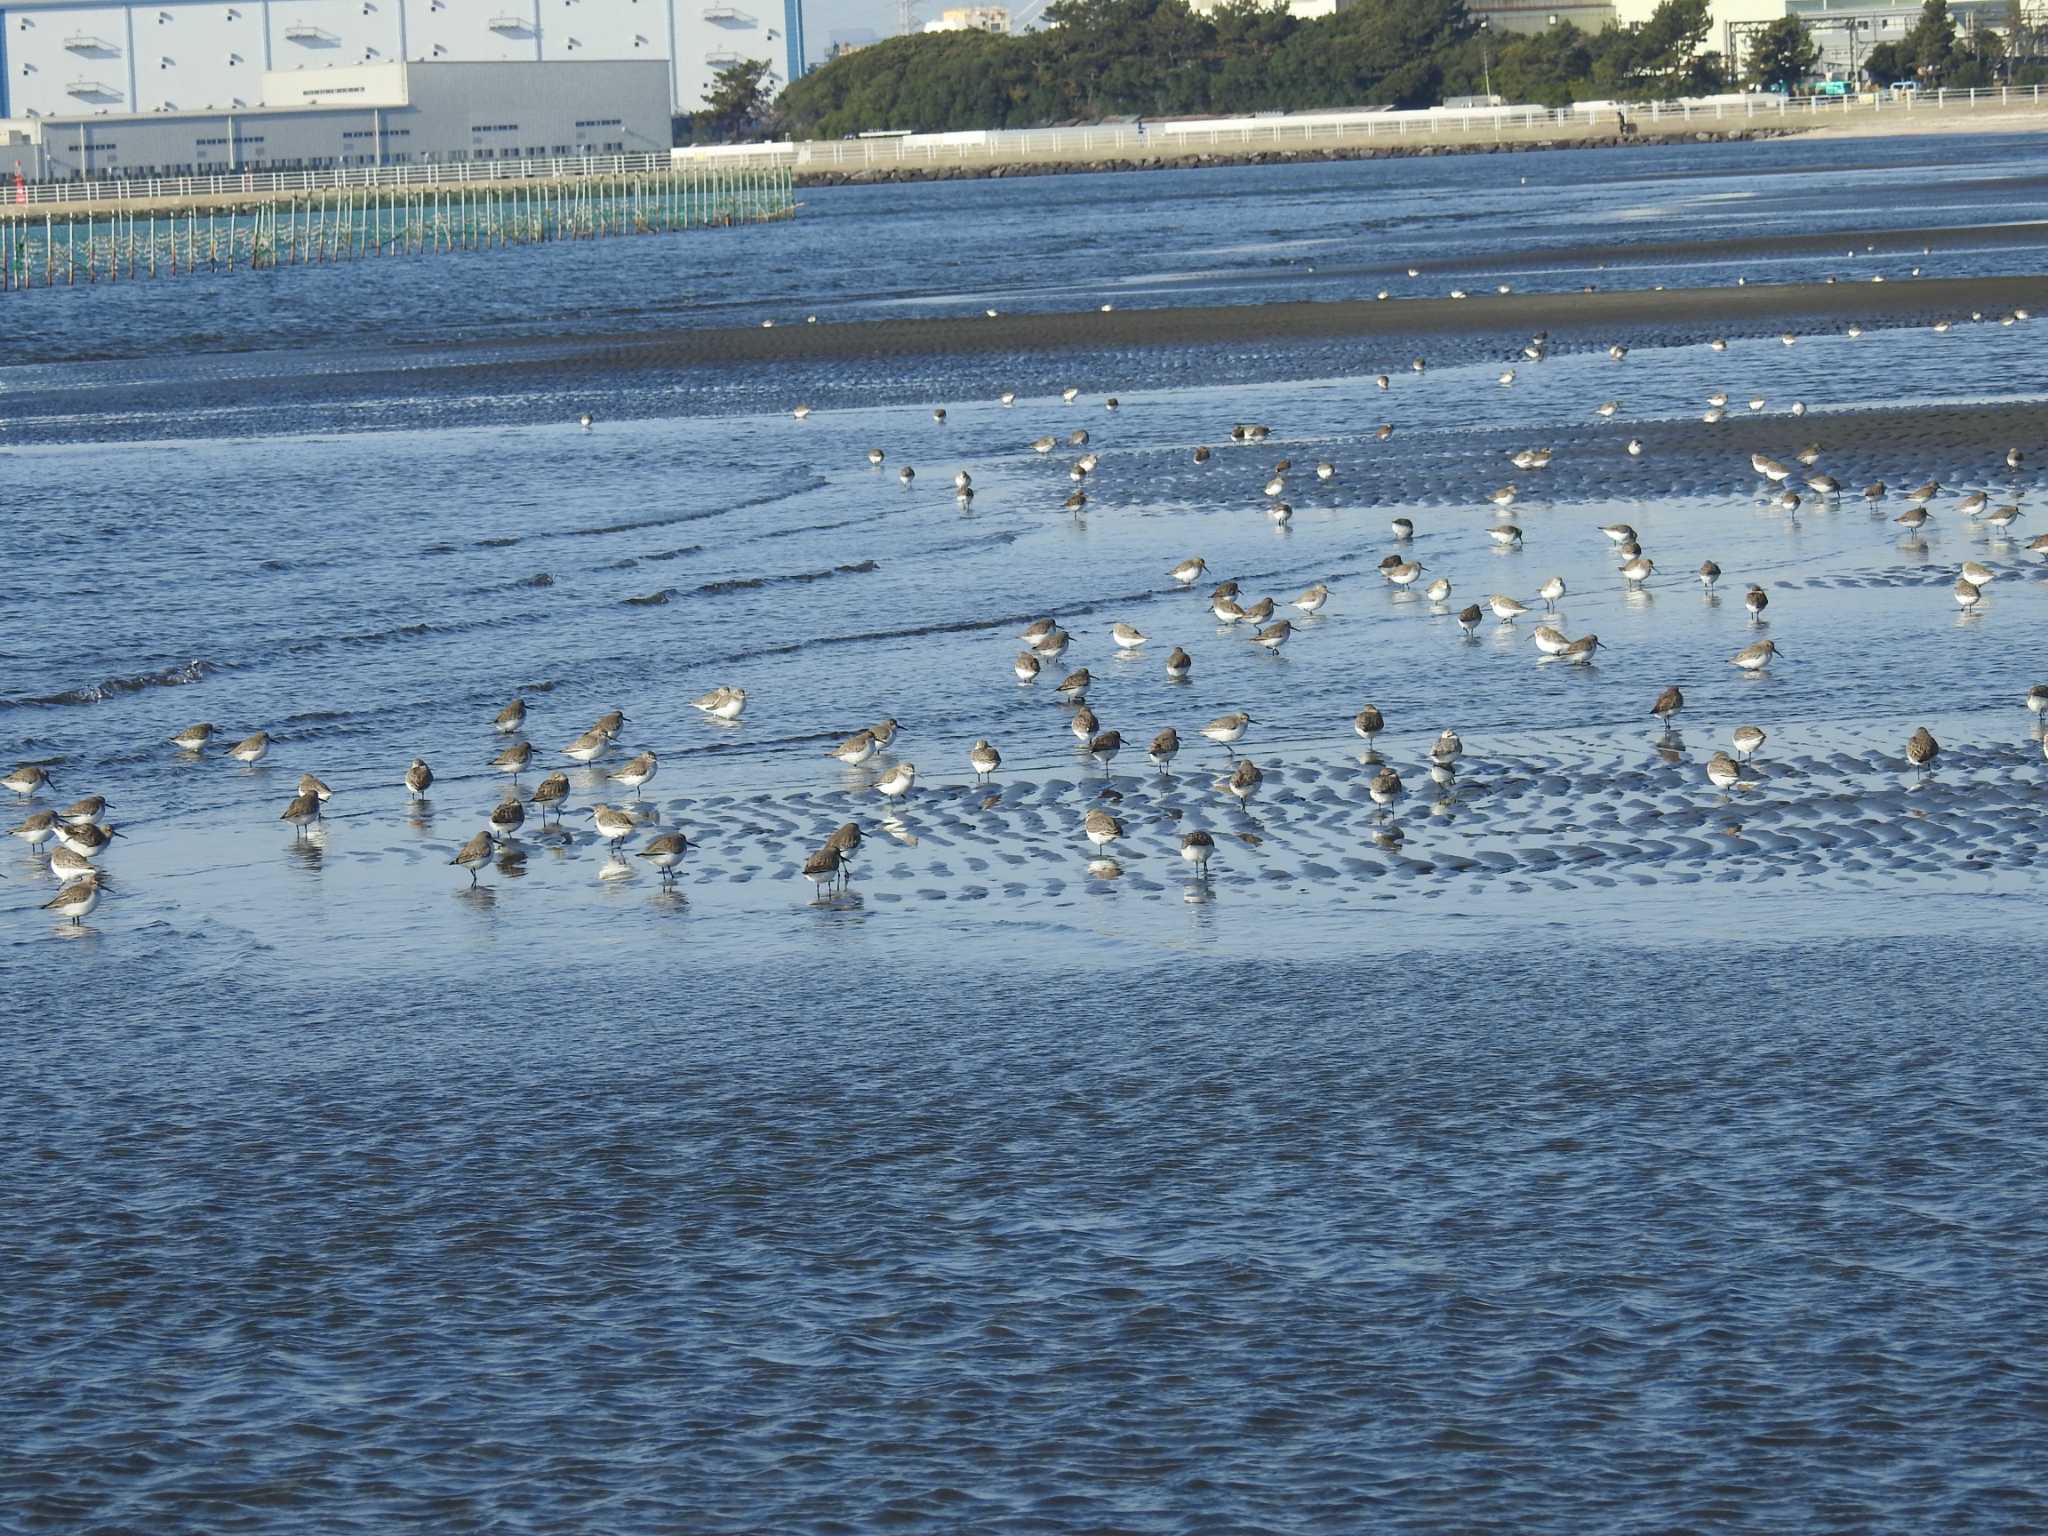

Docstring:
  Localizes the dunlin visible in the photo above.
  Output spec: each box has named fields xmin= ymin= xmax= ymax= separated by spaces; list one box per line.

xmin=1432 ymin=729 xmax=1462 ymax=764
xmin=1056 ymin=669 xmax=1092 ymax=702
xmin=1745 ymin=585 xmax=1769 ymax=619
xmin=1752 ymin=454 xmax=1792 ymax=483
xmin=1392 ymin=517 xmax=1415 ymax=540
xmin=1488 ymin=484 xmax=1518 ymax=508
xmin=1706 ymin=753 xmax=1742 ymax=792
xmin=280 ymin=790 xmax=322 ymax=839
xmin=1193 ymin=447 xmax=1212 ymax=465
xmin=487 ymin=741 xmax=532 ymax=782
xmin=1489 ymin=525 xmax=1524 ymax=547
xmin=691 ymin=686 xmax=748 ymax=720
xmin=874 ymin=763 xmax=916 ymax=802
xmin=170 ymin=723 xmax=217 ymax=753
xmin=829 ymin=729 xmax=878 ymax=767
xmin=1241 ymin=597 xmax=1276 ymax=625
xmin=42 ymin=870 xmax=105 ymax=925
xmin=1729 ymin=639 xmax=1781 ymax=672
xmin=1224 ymin=758 xmax=1263 ymax=803
xmin=1083 ymin=808 xmax=1124 ymax=849
xmin=802 ymin=844 xmax=842 ymax=896
xmin=1906 ymin=726 xmax=1939 ymax=777
xmin=1211 ymin=595 xmax=1247 ymax=624
xmin=1954 ymin=577 xmax=1983 ymax=610
xmin=530 ymin=772 xmax=570 ymax=821
xmin=1062 ymin=386 xmax=1080 ymax=403
xmin=1985 ymin=505 xmax=2022 ymax=531
xmin=638 ymin=832 xmax=691 ymax=884
xmin=1294 ymin=583 xmax=1330 ymax=615
xmin=1020 ymin=616 xmax=1058 ymax=645
xmin=954 ymin=470 xmax=972 ymax=492
xmin=1015 ymin=653 xmax=1043 ymax=683
xmin=55 ymin=822 xmax=117 ymax=858
xmin=49 ymin=846 xmax=93 ymax=881
xmin=589 ymin=803 xmax=636 ymax=849
xmin=1388 ymin=560 xmax=1427 ymax=590
xmin=1150 ymin=728 xmax=1181 ymax=771
xmin=1087 ymin=731 xmax=1123 ymax=771
xmin=451 ymin=829 xmax=495 ymax=885
xmin=1033 ymin=628 xmax=1072 ymax=660
xmin=1650 ymin=687 xmax=1685 ymax=730
xmin=1112 ymin=623 xmax=1149 ymax=650
xmin=489 ymin=793 xmax=527 ymax=843
xmin=869 ymin=447 xmax=886 ymax=465
xmin=1264 ymin=475 xmax=1286 ymax=498
xmin=1316 ymin=461 xmax=1335 ymax=480
xmin=1064 ymin=489 xmax=1088 ymax=513
xmin=826 ymin=820 xmax=864 ymax=872
xmin=1620 ymin=555 xmax=1655 ymax=586
xmin=494 ymin=699 xmax=527 ymax=735
xmin=580 ymin=411 xmax=594 ymax=430
xmin=1203 ymin=712 xmax=1253 ymax=752
xmin=1252 ymin=620 xmax=1292 ymax=652
xmin=406 ymin=758 xmax=434 ymax=798
xmin=563 ymin=729 xmax=608 ymax=765
xmin=1561 ymin=634 xmax=1604 ymax=664
xmin=1733 ymin=725 xmax=1767 ymax=760
xmin=1961 ymin=560 xmax=1995 ymax=587
xmin=1376 ymin=424 xmax=1394 ymax=440
xmin=1538 ymin=575 xmax=1566 ymax=609
xmin=2025 ymin=684 xmax=2048 ymax=715
xmin=1599 ymin=522 xmax=1636 ymax=545
xmin=7 ymin=810 xmax=58 ymax=849
xmin=1368 ymin=767 xmax=1404 ymax=815
xmin=59 ymin=795 xmax=109 ymax=827
xmin=1165 ymin=647 xmax=1192 ymax=682
xmin=1457 ymin=604 xmax=1484 ymax=636
xmin=1180 ymin=829 xmax=1215 ymax=877
xmin=793 ymin=404 xmax=813 ymax=420
xmin=611 ymin=751 xmax=658 ymax=801
xmin=1071 ymin=706 xmax=1099 ymax=743
xmin=226 ymin=733 xmax=269 ymax=766
xmin=874 ymin=714 xmax=902 ymax=750
xmin=1699 ymin=560 xmax=1722 ymax=591
xmin=1628 ymin=438 xmax=1644 ymax=458
xmin=1353 ymin=705 xmax=1384 ymax=748
xmin=970 ymin=739 xmax=1002 ymax=782
xmin=1425 ymin=577 xmax=1452 ymax=604
xmin=297 ymin=773 xmax=333 ymax=807
xmin=1171 ymin=556 xmax=1208 ymax=585
xmin=1532 ymin=625 xmax=1570 ymax=656
xmin=1487 ymin=594 xmax=1530 ymax=623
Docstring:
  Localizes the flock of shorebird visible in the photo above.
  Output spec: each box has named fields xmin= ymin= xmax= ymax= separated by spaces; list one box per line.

xmin=9 ymin=304 xmax=2048 ymax=920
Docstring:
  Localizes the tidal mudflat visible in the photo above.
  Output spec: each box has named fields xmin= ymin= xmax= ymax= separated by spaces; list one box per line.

xmin=5 ymin=139 xmax=2048 ymax=1532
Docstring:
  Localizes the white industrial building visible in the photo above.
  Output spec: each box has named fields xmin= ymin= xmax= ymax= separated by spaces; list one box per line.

xmin=0 ymin=0 xmax=808 ymax=132
xmin=1 ymin=57 xmax=671 ymax=178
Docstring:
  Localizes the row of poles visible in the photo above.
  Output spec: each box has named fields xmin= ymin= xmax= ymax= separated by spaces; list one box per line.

xmin=0 ymin=164 xmax=796 ymax=291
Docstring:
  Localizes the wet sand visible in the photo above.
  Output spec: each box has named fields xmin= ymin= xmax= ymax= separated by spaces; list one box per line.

xmin=509 ymin=275 xmax=2048 ymax=373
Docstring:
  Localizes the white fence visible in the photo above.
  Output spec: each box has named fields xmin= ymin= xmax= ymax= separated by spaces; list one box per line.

xmin=3 ymin=150 xmax=675 ymax=210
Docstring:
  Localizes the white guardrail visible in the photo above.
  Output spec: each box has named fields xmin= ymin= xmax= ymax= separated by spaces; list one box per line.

xmin=687 ymin=84 xmax=2048 ymax=171
xmin=7 ymin=84 xmax=2046 ymax=206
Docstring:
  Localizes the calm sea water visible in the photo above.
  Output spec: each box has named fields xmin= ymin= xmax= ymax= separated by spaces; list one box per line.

xmin=5 ymin=135 xmax=2048 ymax=1530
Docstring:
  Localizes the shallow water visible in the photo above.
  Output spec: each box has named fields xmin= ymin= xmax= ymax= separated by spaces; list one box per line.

xmin=5 ymin=137 xmax=2048 ymax=1531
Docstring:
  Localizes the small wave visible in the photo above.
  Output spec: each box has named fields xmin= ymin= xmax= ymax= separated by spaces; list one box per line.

xmin=693 ymin=559 xmax=879 ymax=597
xmin=623 ymin=589 xmax=676 ymax=606
xmin=7 ymin=658 xmax=216 ymax=709
xmin=475 ymin=536 xmax=521 ymax=549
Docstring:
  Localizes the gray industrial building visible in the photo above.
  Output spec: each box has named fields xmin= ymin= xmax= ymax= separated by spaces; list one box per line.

xmin=0 ymin=0 xmax=807 ymax=135
xmin=3 ymin=57 xmax=672 ymax=178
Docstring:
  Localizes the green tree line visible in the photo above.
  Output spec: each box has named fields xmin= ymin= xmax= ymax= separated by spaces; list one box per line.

xmin=773 ymin=0 xmax=1733 ymax=138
